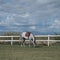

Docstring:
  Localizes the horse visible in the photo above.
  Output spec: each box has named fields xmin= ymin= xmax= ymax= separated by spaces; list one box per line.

xmin=21 ymin=32 xmax=36 ymax=47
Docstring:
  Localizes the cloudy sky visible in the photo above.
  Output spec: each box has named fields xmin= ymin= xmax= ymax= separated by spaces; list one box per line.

xmin=0 ymin=0 xmax=60 ymax=34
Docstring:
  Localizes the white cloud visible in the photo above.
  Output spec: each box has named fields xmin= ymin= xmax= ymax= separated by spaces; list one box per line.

xmin=49 ymin=19 xmax=60 ymax=29
xmin=0 ymin=13 xmax=30 ymax=26
xmin=28 ymin=19 xmax=37 ymax=25
xmin=0 ymin=0 xmax=60 ymax=34
xmin=0 ymin=14 xmax=16 ymax=26
xmin=37 ymin=0 xmax=50 ymax=4
xmin=20 ymin=13 xmax=30 ymax=18
xmin=29 ymin=26 xmax=36 ymax=29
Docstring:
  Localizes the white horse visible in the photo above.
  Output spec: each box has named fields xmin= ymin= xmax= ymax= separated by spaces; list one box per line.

xmin=21 ymin=32 xmax=36 ymax=47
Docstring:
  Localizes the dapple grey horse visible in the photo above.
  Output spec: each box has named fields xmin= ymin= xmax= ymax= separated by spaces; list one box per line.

xmin=21 ymin=32 xmax=36 ymax=47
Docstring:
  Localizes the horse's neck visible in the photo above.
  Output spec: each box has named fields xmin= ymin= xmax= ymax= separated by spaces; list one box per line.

xmin=25 ymin=32 xmax=30 ymax=37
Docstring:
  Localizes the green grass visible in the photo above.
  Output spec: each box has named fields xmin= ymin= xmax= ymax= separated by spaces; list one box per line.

xmin=0 ymin=44 xmax=60 ymax=60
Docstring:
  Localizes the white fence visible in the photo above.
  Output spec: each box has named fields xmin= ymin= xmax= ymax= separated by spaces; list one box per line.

xmin=36 ymin=35 xmax=60 ymax=46
xmin=0 ymin=35 xmax=60 ymax=46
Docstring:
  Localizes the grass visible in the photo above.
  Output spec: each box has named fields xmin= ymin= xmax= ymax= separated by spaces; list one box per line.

xmin=0 ymin=44 xmax=60 ymax=60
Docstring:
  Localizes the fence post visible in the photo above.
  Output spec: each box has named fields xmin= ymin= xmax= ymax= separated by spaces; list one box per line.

xmin=48 ymin=35 xmax=50 ymax=47
xmin=11 ymin=36 xmax=13 ymax=46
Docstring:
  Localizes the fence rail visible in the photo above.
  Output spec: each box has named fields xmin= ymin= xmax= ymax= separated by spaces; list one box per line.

xmin=0 ymin=35 xmax=60 ymax=46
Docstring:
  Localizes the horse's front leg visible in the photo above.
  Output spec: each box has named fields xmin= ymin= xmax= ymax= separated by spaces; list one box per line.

xmin=29 ymin=40 xmax=31 ymax=47
xmin=23 ymin=40 xmax=25 ymax=47
xmin=21 ymin=39 xmax=23 ymax=47
xmin=22 ymin=37 xmax=25 ymax=47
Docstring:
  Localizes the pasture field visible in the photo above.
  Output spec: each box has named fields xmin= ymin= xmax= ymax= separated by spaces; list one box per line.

xmin=0 ymin=43 xmax=60 ymax=60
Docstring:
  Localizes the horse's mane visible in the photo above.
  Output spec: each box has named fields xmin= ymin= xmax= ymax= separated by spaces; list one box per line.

xmin=25 ymin=32 xmax=31 ymax=37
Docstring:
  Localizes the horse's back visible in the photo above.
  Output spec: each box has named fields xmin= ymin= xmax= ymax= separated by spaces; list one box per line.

xmin=21 ymin=32 xmax=26 ymax=37
xmin=21 ymin=32 xmax=34 ymax=39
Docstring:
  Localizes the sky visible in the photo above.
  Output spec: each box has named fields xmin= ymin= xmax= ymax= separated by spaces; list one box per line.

xmin=0 ymin=0 xmax=60 ymax=35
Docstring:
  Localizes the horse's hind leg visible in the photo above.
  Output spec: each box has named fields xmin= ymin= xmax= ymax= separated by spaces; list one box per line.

xmin=34 ymin=40 xmax=37 ymax=46
xmin=32 ymin=40 xmax=36 ymax=47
